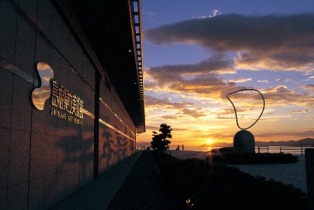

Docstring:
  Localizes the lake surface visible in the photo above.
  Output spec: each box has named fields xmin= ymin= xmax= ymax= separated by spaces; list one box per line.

xmin=181 ymin=145 xmax=313 ymax=155
xmin=232 ymin=155 xmax=307 ymax=192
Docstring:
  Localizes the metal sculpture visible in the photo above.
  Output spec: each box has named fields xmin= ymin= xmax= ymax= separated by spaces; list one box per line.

xmin=226 ymin=88 xmax=265 ymax=153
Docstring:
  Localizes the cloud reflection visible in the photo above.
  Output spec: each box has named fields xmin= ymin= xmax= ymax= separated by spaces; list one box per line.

xmin=32 ymin=62 xmax=54 ymax=110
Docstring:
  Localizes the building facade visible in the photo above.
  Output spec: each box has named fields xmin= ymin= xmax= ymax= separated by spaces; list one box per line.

xmin=0 ymin=0 xmax=145 ymax=209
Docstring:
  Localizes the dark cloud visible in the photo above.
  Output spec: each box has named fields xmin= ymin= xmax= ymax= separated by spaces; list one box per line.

xmin=216 ymin=108 xmax=246 ymax=120
xmin=145 ymin=55 xmax=240 ymax=99
xmin=254 ymin=130 xmax=314 ymax=139
xmin=149 ymin=54 xmax=234 ymax=77
xmin=182 ymin=108 xmax=207 ymax=118
xmin=145 ymin=13 xmax=314 ymax=71
xmin=145 ymin=95 xmax=194 ymax=109
xmin=145 ymin=95 xmax=207 ymax=118
xmin=146 ymin=63 xmax=252 ymax=100
xmin=262 ymin=85 xmax=313 ymax=106
xmin=145 ymin=125 xmax=161 ymax=131
xmin=161 ymin=115 xmax=182 ymax=120
xmin=304 ymin=84 xmax=314 ymax=92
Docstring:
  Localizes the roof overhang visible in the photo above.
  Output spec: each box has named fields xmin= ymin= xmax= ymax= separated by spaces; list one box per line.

xmin=53 ymin=0 xmax=145 ymax=133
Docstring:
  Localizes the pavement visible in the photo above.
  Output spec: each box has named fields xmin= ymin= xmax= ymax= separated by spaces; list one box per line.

xmin=50 ymin=151 xmax=143 ymax=210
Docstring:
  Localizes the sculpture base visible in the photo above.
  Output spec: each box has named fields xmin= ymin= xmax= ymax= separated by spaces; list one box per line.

xmin=233 ymin=129 xmax=255 ymax=154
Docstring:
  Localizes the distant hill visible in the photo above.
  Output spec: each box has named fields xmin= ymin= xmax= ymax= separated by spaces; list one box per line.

xmin=256 ymin=138 xmax=314 ymax=147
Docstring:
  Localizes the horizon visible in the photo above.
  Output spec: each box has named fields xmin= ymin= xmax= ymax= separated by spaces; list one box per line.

xmin=137 ymin=0 xmax=314 ymax=148
xmin=137 ymin=137 xmax=314 ymax=149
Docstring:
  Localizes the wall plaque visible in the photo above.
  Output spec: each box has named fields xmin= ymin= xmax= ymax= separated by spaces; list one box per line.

xmin=32 ymin=62 xmax=84 ymax=125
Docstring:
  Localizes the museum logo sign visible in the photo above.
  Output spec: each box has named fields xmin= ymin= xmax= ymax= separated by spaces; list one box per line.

xmin=32 ymin=62 xmax=83 ymax=125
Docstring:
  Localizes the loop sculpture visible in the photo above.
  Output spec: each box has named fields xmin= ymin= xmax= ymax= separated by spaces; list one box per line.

xmin=226 ymin=88 xmax=265 ymax=154
xmin=226 ymin=88 xmax=265 ymax=130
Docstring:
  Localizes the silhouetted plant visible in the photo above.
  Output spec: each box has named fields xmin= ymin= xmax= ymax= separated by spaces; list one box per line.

xmin=151 ymin=124 xmax=172 ymax=152
xmin=151 ymin=152 xmax=307 ymax=210
xmin=212 ymin=152 xmax=298 ymax=164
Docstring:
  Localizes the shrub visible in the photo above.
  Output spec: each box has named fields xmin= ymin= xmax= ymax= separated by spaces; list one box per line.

xmin=151 ymin=151 xmax=307 ymax=210
xmin=212 ymin=152 xmax=298 ymax=164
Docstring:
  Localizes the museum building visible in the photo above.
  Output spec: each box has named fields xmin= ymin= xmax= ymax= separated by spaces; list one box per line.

xmin=0 ymin=0 xmax=145 ymax=209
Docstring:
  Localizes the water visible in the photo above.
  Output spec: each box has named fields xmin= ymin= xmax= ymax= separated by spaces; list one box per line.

xmin=181 ymin=145 xmax=314 ymax=155
xmin=233 ymin=155 xmax=307 ymax=192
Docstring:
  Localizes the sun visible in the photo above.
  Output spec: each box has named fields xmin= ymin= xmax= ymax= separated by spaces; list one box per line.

xmin=207 ymin=139 xmax=213 ymax=146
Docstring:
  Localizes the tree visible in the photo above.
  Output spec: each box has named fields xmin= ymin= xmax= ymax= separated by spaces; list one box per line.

xmin=151 ymin=124 xmax=172 ymax=152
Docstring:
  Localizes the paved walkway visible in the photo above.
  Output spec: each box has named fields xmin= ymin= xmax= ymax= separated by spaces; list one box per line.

xmin=106 ymin=151 xmax=165 ymax=210
xmin=50 ymin=151 xmax=143 ymax=210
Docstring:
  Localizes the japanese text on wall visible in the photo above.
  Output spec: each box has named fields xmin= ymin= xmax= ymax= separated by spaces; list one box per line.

xmin=50 ymin=80 xmax=83 ymax=125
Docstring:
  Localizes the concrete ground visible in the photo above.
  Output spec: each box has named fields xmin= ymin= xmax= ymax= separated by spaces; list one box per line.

xmin=50 ymin=151 xmax=143 ymax=210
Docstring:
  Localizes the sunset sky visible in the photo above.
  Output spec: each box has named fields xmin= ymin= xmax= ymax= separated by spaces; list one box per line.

xmin=137 ymin=0 xmax=314 ymax=150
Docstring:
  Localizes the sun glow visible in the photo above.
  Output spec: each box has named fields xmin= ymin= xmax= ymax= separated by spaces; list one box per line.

xmin=207 ymin=139 xmax=213 ymax=146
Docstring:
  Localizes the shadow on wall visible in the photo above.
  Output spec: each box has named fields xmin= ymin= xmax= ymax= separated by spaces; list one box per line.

xmin=32 ymin=110 xmax=135 ymax=209
xmin=100 ymin=125 xmax=131 ymax=173
xmin=53 ymin=118 xmax=94 ymax=205
xmin=28 ymin=116 xmax=95 ymax=209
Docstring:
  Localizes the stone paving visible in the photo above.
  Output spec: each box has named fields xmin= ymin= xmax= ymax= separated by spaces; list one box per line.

xmin=106 ymin=151 xmax=165 ymax=210
xmin=50 ymin=152 xmax=142 ymax=210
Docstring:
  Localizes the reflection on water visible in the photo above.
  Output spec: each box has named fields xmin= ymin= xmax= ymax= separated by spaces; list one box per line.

xmin=32 ymin=62 xmax=54 ymax=110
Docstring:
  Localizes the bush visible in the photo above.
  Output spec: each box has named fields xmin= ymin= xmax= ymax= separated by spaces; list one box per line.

xmin=151 ymin=151 xmax=307 ymax=210
xmin=212 ymin=152 xmax=298 ymax=164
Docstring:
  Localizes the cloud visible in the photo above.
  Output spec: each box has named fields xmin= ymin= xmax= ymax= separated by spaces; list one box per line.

xmin=145 ymin=95 xmax=194 ymax=109
xmin=216 ymin=108 xmax=246 ymax=120
xmin=257 ymin=80 xmax=269 ymax=83
xmin=161 ymin=115 xmax=181 ymax=120
xmin=145 ymin=55 xmax=236 ymax=99
xmin=145 ymin=13 xmax=314 ymax=71
xmin=262 ymin=85 xmax=312 ymax=106
xmin=146 ymin=60 xmax=312 ymax=110
xmin=145 ymin=95 xmax=207 ymax=118
xmin=276 ymin=78 xmax=292 ymax=83
xmin=290 ymin=109 xmax=310 ymax=114
xmin=303 ymin=84 xmax=314 ymax=94
xmin=182 ymin=108 xmax=207 ymax=118
xmin=194 ymin=9 xmax=222 ymax=19
xmin=229 ymin=78 xmax=252 ymax=83
xmin=254 ymin=130 xmax=314 ymax=140
xmin=148 ymin=54 xmax=235 ymax=78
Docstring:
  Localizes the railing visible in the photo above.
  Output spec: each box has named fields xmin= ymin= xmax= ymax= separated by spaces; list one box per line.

xmin=256 ymin=146 xmax=269 ymax=153
xmin=280 ymin=146 xmax=305 ymax=155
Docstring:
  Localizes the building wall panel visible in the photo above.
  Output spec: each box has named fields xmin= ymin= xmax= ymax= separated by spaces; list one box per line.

xmin=0 ymin=128 xmax=10 ymax=190
xmin=15 ymin=19 xmax=36 ymax=77
xmin=0 ymin=1 xmax=17 ymax=64
xmin=7 ymin=182 xmax=28 ymax=210
xmin=0 ymin=188 xmax=7 ymax=210
xmin=0 ymin=0 xmax=138 ymax=209
xmin=11 ymin=77 xmax=33 ymax=132
xmin=0 ymin=69 xmax=13 ymax=129
xmin=8 ymin=130 xmax=30 ymax=187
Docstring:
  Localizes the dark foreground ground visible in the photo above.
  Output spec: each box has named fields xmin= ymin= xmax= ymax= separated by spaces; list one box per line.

xmin=107 ymin=151 xmax=308 ymax=210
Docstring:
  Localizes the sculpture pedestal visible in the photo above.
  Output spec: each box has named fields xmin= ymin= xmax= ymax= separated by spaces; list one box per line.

xmin=233 ymin=129 xmax=255 ymax=154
